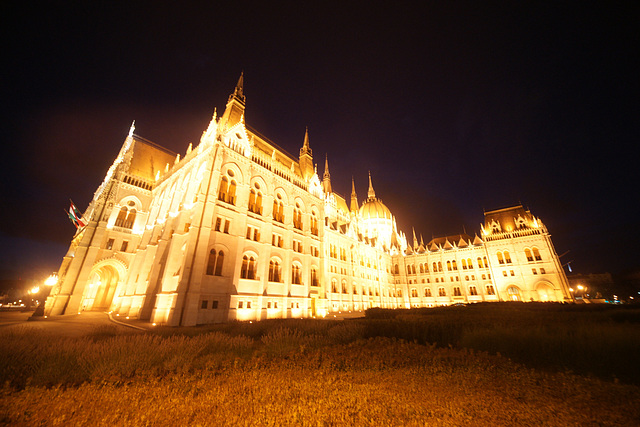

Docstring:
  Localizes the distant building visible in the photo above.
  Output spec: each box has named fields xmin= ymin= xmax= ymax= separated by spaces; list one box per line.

xmin=45 ymin=75 xmax=573 ymax=325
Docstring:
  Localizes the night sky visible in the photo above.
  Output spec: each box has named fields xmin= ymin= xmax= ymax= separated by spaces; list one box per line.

xmin=1 ymin=2 xmax=637 ymax=284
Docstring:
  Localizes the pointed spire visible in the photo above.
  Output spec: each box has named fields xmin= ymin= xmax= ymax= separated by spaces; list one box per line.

xmin=129 ymin=120 xmax=135 ymax=137
xmin=350 ymin=177 xmax=358 ymax=213
xmin=412 ymin=228 xmax=418 ymax=249
xmin=367 ymin=171 xmax=376 ymax=199
xmin=234 ymin=71 xmax=245 ymax=100
xmin=322 ymin=154 xmax=332 ymax=194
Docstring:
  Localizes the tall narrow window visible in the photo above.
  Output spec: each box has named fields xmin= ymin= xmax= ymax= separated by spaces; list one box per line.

xmin=214 ymin=251 xmax=224 ymax=276
xmin=497 ymin=252 xmax=505 ymax=264
xmin=206 ymin=249 xmax=216 ymax=275
xmin=241 ymin=255 xmax=249 ymax=279
xmin=248 ymin=257 xmax=256 ymax=279
xmin=255 ymin=192 xmax=262 ymax=214
xmin=218 ymin=177 xmax=228 ymax=201
xmin=504 ymin=251 xmax=512 ymax=264
xmin=467 ymin=258 xmax=473 ymax=269
xmin=124 ymin=209 xmax=136 ymax=229
xmin=452 ymin=260 xmax=457 ymax=270
xmin=310 ymin=268 xmax=318 ymax=286
xmin=248 ymin=190 xmax=256 ymax=213
xmin=438 ymin=262 xmax=442 ymax=272
xmin=227 ymin=181 xmax=237 ymax=205
xmin=115 ymin=207 xmax=128 ymax=227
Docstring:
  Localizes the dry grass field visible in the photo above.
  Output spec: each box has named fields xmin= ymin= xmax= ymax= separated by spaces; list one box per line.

xmin=1 ymin=303 xmax=639 ymax=426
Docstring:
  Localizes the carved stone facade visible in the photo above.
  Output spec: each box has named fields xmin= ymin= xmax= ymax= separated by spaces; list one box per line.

xmin=45 ymin=77 xmax=572 ymax=325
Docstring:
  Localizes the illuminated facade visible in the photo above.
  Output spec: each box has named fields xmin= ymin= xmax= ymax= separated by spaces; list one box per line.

xmin=45 ymin=76 xmax=573 ymax=325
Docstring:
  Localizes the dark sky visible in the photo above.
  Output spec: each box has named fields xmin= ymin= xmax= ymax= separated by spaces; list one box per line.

xmin=1 ymin=2 xmax=638 ymax=282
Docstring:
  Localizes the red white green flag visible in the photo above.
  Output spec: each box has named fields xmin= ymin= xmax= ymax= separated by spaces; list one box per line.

xmin=68 ymin=200 xmax=86 ymax=228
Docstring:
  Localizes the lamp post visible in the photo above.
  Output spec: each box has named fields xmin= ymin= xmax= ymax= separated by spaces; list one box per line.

xmin=30 ymin=274 xmax=58 ymax=318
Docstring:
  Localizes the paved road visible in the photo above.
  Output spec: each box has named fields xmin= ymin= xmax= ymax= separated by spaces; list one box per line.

xmin=0 ymin=311 xmax=148 ymax=337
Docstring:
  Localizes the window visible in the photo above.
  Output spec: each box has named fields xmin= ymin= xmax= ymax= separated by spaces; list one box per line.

xmin=272 ymin=195 xmax=284 ymax=223
xmin=272 ymin=234 xmax=283 ymax=248
xmin=206 ymin=249 xmax=224 ymax=276
xmin=533 ymin=247 xmax=542 ymax=261
xmin=407 ymin=265 xmax=412 ymax=274
xmin=446 ymin=261 xmax=451 ymax=271
xmin=483 ymin=257 xmax=488 ymax=268
xmin=477 ymin=257 xmax=483 ymax=268
xmin=238 ymin=301 xmax=244 ymax=309
xmin=504 ymin=251 xmax=512 ymax=264
xmin=268 ymin=260 xmax=282 ymax=282
xmin=424 ymin=288 xmax=432 ymax=297
xmin=510 ymin=270 xmax=515 ymax=276
xmin=461 ymin=259 xmax=467 ymax=270
xmin=106 ymin=238 xmax=114 ymax=250
xmin=469 ymin=286 xmax=477 ymax=296
xmin=453 ymin=287 xmax=462 ymax=296
xmin=240 ymin=255 xmax=256 ymax=279
xmin=532 ymin=268 xmax=537 ymax=275
xmin=438 ymin=287 xmax=446 ymax=297
xmin=248 ymin=187 xmax=263 ymax=214
xmin=212 ymin=300 xmax=219 ymax=309
xmin=486 ymin=285 xmax=495 ymax=295
xmin=201 ymin=300 xmax=208 ymax=309
xmin=452 ymin=260 xmax=458 ymax=270
xmin=503 ymin=271 xmax=508 ymax=277
xmin=218 ymin=176 xmax=236 ymax=205
xmin=540 ymin=268 xmax=546 ymax=274
xmin=246 ymin=226 xmax=260 ymax=242
xmin=215 ymin=217 xmax=222 ymax=231
xmin=467 ymin=258 xmax=473 ymax=269
xmin=433 ymin=262 xmax=437 ymax=273
xmin=246 ymin=301 xmax=251 ymax=309
xmin=438 ymin=262 xmax=442 ymax=272
xmin=525 ymin=248 xmax=533 ymax=262
xmin=507 ymin=286 xmax=521 ymax=301
xmin=310 ymin=268 xmax=318 ymax=286
xmin=497 ymin=252 xmax=504 ymax=265
xmin=411 ymin=288 xmax=418 ymax=298
xmin=331 ymin=278 xmax=337 ymax=293
xmin=293 ymin=203 xmax=303 ymax=230
xmin=341 ymin=281 xmax=347 ymax=294
xmin=293 ymin=240 xmax=302 ymax=253
xmin=291 ymin=264 xmax=302 ymax=285
xmin=311 ymin=212 xmax=319 ymax=236
xmin=419 ymin=264 xmax=424 ymax=273
xmin=121 ymin=241 xmax=128 ymax=252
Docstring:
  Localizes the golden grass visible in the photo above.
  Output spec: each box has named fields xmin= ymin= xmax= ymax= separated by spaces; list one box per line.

xmin=1 ymin=304 xmax=639 ymax=425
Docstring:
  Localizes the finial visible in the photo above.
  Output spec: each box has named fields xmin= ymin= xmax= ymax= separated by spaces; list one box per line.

xmin=129 ymin=120 xmax=135 ymax=137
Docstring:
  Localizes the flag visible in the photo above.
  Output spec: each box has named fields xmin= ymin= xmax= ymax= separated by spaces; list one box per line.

xmin=68 ymin=200 xmax=86 ymax=228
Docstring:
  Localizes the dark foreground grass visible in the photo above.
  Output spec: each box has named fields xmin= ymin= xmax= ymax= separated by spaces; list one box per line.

xmin=1 ymin=303 xmax=639 ymax=425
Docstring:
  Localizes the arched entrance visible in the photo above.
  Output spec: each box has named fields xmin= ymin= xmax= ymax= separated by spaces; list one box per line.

xmin=81 ymin=260 xmax=126 ymax=311
xmin=506 ymin=286 xmax=522 ymax=301
xmin=535 ymin=281 xmax=557 ymax=302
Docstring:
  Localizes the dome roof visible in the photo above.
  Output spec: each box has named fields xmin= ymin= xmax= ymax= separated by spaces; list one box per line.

xmin=360 ymin=198 xmax=392 ymax=220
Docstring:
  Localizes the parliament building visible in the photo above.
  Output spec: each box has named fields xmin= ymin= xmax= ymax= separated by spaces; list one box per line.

xmin=45 ymin=75 xmax=573 ymax=325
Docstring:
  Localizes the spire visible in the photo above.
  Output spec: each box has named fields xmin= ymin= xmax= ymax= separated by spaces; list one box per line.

xmin=350 ymin=177 xmax=358 ymax=213
xmin=367 ymin=171 xmax=376 ymax=199
xmin=234 ymin=71 xmax=245 ymax=102
xmin=128 ymin=120 xmax=135 ymax=137
xmin=299 ymin=127 xmax=314 ymax=180
xmin=412 ymin=227 xmax=418 ymax=249
xmin=322 ymin=154 xmax=332 ymax=194
xmin=219 ymin=72 xmax=247 ymax=130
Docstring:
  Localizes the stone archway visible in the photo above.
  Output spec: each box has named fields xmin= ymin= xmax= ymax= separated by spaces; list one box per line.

xmin=535 ymin=281 xmax=557 ymax=302
xmin=81 ymin=259 xmax=127 ymax=311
